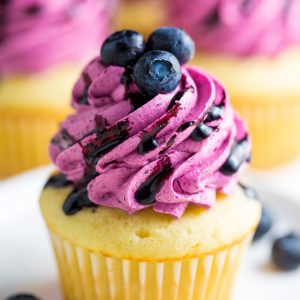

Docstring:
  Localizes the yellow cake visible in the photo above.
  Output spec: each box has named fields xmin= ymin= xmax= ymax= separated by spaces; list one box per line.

xmin=40 ymin=185 xmax=261 ymax=300
xmin=194 ymin=47 xmax=300 ymax=168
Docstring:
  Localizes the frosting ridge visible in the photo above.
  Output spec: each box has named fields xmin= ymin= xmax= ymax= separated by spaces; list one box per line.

xmin=168 ymin=0 xmax=300 ymax=56
xmin=0 ymin=0 xmax=115 ymax=75
xmin=50 ymin=58 xmax=250 ymax=217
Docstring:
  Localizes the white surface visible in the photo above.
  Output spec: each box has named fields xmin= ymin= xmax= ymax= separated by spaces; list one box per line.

xmin=0 ymin=165 xmax=300 ymax=300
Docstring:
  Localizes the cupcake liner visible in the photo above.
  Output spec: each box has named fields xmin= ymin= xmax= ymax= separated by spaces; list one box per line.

xmin=231 ymin=94 xmax=300 ymax=168
xmin=49 ymin=232 xmax=252 ymax=300
xmin=0 ymin=108 xmax=68 ymax=177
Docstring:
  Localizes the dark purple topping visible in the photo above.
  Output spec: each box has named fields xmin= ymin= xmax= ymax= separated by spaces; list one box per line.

xmin=121 ymin=68 xmax=133 ymax=87
xmin=167 ymin=134 xmax=176 ymax=147
xmin=137 ymin=135 xmax=159 ymax=154
xmin=253 ymin=207 xmax=273 ymax=241
xmin=272 ymin=233 xmax=300 ymax=270
xmin=203 ymin=7 xmax=220 ymax=27
xmin=190 ymin=123 xmax=214 ymax=141
xmin=126 ymin=89 xmax=153 ymax=111
xmin=51 ymin=129 xmax=75 ymax=149
xmin=239 ymin=183 xmax=259 ymax=199
xmin=77 ymin=72 xmax=92 ymax=105
xmin=25 ymin=4 xmax=42 ymax=15
xmin=44 ymin=173 xmax=71 ymax=189
xmin=134 ymin=157 xmax=173 ymax=205
xmin=220 ymin=137 xmax=248 ymax=176
xmin=5 ymin=294 xmax=40 ymax=300
xmin=205 ymin=105 xmax=224 ymax=122
xmin=0 ymin=0 xmax=10 ymax=7
xmin=177 ymin=121 xmax=195 ymax=132
xmin=167 ymin=90 xmax=185 ymax=111
xmin=78 ymin=90 xmax=89 ymax=105
xmin=82 ymin=119 xmax=129 ymax=165
xmin=63 ymin=188 xmax=97 ymax=215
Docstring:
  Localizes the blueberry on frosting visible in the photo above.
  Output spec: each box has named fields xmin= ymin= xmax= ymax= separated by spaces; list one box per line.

xmin=101 ymin=30 xmax=146 ymax=67
xmin=133 ymin=50 xmax=182 ymax=96
xmin=147 ymin=27 xmax=195 ymax=65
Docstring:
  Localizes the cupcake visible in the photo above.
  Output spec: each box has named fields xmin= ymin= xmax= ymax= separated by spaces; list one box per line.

xmin=40 ymin=28 xmax=261 ymax=299
xmin=0 ymin=0 xmax=117 ymax=177
xmin=117 ymin=0 xmax=166 ymax=37
xmin=167 ymin=0 xmax=300 ymax=168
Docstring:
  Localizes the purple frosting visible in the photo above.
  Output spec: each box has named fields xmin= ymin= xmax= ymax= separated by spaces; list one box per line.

xmin=49 ymin=58 xmax=250 ymax=218
xmin=0 ymin=0 xmax=116 ymax=75
xmin=167 ymin=0 xmax=300 ymax=56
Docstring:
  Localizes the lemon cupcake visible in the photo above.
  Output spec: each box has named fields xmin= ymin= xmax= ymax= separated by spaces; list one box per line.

xmin=0 ymin=0 xmax=117 ymax=177
xmin=167 ymin=0 xmax=300 ymax=168
xmin=40 ymin=28 xmax=261 ymax=299
xmin=117 ymin=0 xmax=166 ymax=37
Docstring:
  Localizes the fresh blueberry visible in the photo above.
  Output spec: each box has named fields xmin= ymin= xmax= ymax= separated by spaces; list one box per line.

xmin=133 ymin=50 xmax=182 ymax=96
xmin=6 ymin=294 xmax=40 ymax=300
xmin=147 ymin=27 xmax=195 ymax=65
xmin=253 ymin=207 xmax=273 ymax=241
xmin=101 ymin=30 xmax=146 ymax=67
xmin=272 ymin=233 xmax=300 ymax=270
xmin=190 ymin=123 xmax=214 ymax=141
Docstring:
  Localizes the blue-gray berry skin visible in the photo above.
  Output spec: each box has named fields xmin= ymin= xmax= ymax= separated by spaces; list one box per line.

xmin=272 ymin=234 xmax=300 ymax=270
xmin=6 ymin=294 xmax=40 ymax=300
xmin=133 ymin=50 xmax=182 ymax=96
xmin=147 ymin=27 xmax=195 ymax=65
xmin=253 ymin=207 xmax=273 ymax=241
xmin=101 ymin=30 xmax=146 ymax=67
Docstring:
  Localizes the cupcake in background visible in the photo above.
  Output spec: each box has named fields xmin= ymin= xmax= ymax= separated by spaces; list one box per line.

xmin=40 ymin=27 xmax=261 ymax=300
xmin=117 ymin=0 xmax=166 ymax=37
xmin=0 ymin=0 xmax=117 ymax=177
xmin=167 ymin=0 xmax=300 ymax=168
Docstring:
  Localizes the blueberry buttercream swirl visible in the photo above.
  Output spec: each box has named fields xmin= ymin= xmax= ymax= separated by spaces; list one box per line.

xmin=168 ymin=0 xmax=300 ymax=56
xmin=0 ymin=0 xmax=115 ymax=75
xmin=49 ymin=57 xmax=250 ymax=218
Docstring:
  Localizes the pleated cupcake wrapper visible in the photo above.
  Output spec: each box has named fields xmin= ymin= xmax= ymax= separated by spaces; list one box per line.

xmin=0 ymin=112 xmax=63 ymax=177
xmin=232 ymin=96 xmax=300 ymax=168
xmin=50 ymin=232 xmax=252 ymax=300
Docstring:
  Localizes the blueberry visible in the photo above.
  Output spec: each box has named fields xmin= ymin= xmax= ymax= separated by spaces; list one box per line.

xmin=272 ymin=234 xmax=300 ymax=270
xmin=253 ymin=207 xmax=273 ymax=241
xmin=190 ymin=123 xmax=214 ymax=141
xmin=101 ymin=30 xmax=146 ymax=67
xmin=220 ymin=139 xmax=248 ymax=176
xmin=147 ymin=27 xmax=195 ymax=65
xmin=133 ymin=50 xmax=182 ymax=96
xmin=6 ymin=294 xmax=40 ymax=300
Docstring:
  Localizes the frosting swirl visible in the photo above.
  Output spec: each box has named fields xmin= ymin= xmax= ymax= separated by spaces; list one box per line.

xmin=50 ymin=58 xmax=250 ymax=218
xmin=0 ymin=0 xmax=116 ymax=75
xmin=168 ymin=0 xmax=300 ymax=56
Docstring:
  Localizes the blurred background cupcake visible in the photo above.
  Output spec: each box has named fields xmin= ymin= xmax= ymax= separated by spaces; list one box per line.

xmin=167 ymin=0 xmax=300 ymax=168
xmin=117 ymin=0 xmax=166 ymax=36
xmin=0 ymin=0 xmax=117 ymax=178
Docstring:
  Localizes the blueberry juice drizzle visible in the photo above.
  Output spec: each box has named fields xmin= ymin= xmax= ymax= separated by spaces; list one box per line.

xmin=134 ymin=157 xmax=173 ymax=205
xmin=220 ymin=136 xmax=249 ymax=176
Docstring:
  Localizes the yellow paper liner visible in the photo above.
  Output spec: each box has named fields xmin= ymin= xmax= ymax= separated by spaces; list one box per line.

xmin=231 ymin=94 xmax=300 ymax=168
xmin=0 ymin=108 xmax=68 ymax=177
xmin=49 ymin=232 xmax=252 ymax=300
